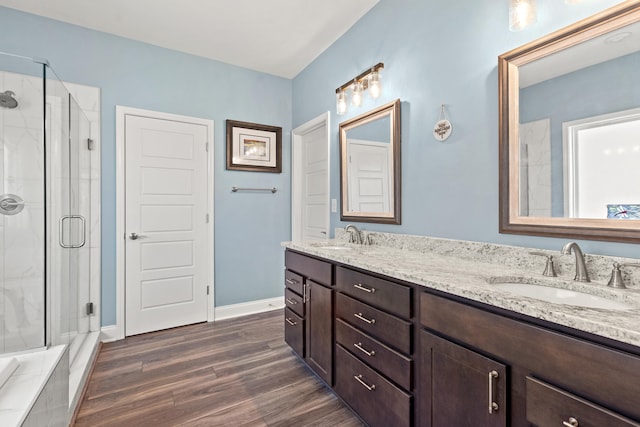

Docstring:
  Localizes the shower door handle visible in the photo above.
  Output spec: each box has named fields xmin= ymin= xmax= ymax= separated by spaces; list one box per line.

xmin=59 ymin=215 xmax=86 ymax=248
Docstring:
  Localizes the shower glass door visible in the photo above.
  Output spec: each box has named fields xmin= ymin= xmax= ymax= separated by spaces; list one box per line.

xmin=46 ymin=70 xmax=91 ymax=364
xmin=67 ymin=94 xmax=91 ymax=365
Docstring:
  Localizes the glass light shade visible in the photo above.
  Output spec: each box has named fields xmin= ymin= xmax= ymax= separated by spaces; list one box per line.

xmin=351 ymin=81 xmax=364 ymax=107
xmin=336 ymin=91 xmax=347 ymax=115
xmin=369 ymin=71 xmax=382 ymax=99
xmin=565 ymin=0 xmax=583 ymax=3
xmin=509 ymin=0 xmax=537 ymax=32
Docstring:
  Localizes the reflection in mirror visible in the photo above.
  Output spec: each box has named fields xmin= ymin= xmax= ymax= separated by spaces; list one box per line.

xmin=499 ymin=3 xmax=640 ymax=242
xmin=340 ymin=99 xmax=400 ymax=224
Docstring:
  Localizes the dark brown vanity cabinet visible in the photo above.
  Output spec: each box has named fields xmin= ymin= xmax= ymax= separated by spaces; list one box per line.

xmin=334 ymin=266 xmax=414 ymax=427
xmin=419 ymin=292 xmax=640 ymax=427
xmin=284 ymin=249 xmax=640 ymax=427
xmin=284 ymin=250 xmax=334 ymax=385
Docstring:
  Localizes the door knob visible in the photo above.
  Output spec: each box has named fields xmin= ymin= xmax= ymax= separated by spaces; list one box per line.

xmin=129 ymin=232 xmax=145 ymax=240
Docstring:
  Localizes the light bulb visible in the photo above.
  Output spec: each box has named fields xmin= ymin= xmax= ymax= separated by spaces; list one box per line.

xmin=352 ymin=81 xmax=363 ymax=107
xmin=369 ymin=71 xmax=381 ymax=99
xmin=509 ymin=0 xmax=537 ymax=32
xmin=336 ymin=91 xmax=347 ymax=115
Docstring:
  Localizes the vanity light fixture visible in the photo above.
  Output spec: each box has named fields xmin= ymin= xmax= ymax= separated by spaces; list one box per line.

xmin=335 ymin=63 xmax=384 ymax=115
xmin=509 ymin=0 xmax=537 ymax=31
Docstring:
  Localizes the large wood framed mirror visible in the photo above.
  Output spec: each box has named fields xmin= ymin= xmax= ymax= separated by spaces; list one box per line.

xmin=340 ymin=99 xmax=401 ymax=224
xmin=499 ymin=2 xmax=640 ymax=243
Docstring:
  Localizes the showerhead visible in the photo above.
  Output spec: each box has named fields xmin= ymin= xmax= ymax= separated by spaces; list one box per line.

xmin=0 ymin=91 xmax=18 ymax=109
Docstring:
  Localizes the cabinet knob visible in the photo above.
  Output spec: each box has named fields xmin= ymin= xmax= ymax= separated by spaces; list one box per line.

xmin=353 ymin=374 xmax=376 ymax=391
xmin=354 ymin=312 xmax=376 ymax=324
xmin=285 ymin=318 xmax=297 ymax=326
xmin=562 ymin=417 xmax=579 ymax=427
xmin=488 ymin=370 xmax=499 ymax=414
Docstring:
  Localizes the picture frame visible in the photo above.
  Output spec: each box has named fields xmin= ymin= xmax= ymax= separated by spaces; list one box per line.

xmin=226 ymin=120 xmax=282 ymax=173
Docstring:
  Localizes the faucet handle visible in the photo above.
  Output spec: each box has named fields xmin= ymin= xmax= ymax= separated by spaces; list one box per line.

xmin=529 ymin=252 xmax=557 ymax=277
xmin=608 ymin=262 xmax=640 ymax=289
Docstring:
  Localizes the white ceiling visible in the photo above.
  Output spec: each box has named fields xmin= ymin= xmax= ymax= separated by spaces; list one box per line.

xmin=0 ymin=0 xmax=379 ymax=78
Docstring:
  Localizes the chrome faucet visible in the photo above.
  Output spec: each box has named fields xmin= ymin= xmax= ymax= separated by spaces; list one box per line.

xmin=345 ymin=224 xmax=364 ymax=244
xmin=561 ymin=242 xmax=590 ymax=282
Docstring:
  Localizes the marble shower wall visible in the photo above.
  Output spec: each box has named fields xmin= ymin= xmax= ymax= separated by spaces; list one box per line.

xmin=0 ymin=70 xmax=46 ymax=353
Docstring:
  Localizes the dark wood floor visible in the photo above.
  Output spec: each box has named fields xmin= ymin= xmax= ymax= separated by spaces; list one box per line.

xmin=73 ymin=309 xmax=363 ymax=426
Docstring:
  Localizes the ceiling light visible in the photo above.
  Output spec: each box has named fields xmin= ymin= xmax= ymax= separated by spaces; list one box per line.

xmin=509 ymin=0 xmax=537 ymax=32
xmin=351 ymin=80 xmax=364 ymax=107
xmin=335 ymin=63 xmax=384 ymax=115
xmin=336 ymin=91 xmax=348 ymax=115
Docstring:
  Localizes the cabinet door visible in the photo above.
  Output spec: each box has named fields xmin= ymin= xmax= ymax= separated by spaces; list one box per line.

xmin=420 ymin=330 xmax=507 ymax=427
xmin=306 ymin=280 xmax=333 ymax=385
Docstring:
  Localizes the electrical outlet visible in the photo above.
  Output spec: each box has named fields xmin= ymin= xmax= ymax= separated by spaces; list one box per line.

xmin=331 ymin=199 xmax=337 ymax=213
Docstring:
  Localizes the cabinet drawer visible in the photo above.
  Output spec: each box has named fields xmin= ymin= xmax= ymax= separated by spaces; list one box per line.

xmin=285 ymin=250 xmax=332 ymax=286
xmin=336 ymin=266 xmax=412 ymax=318
xmin=284 ymin=287 xmax=304 ymax=317
xmin=336 ymin=319 xmax=412 ymax=390
xmin=284 ymin=308 xmax=305 ymax=358
xmin=336 ymin=293 xmax=411 ymax=354
xmin=284 ymin=269 xmax=304 ymax=295
xmin=335 ymin=345 xmax=411 ymax=427
xmin=526 ymin=377 xmax=640 ymax=427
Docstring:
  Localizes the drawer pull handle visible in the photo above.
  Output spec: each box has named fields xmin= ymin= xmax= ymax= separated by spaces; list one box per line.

xmin=563 ymin=418 xmax=579 ymax=427
xmin=354 ymin=342 xmax=375 ymax=357
xmin=488 ymin=370 xmax=499 ymax=414
xmin=285 ymin=298 xmax=297 ymax=305
xmin=354 ymin=312 xmax=376 ymax=324
xmin=353 ymin=374 xmax=376 ymax=391
xmin=353 ymin=283 xmax=376 ymax=293
xmin=286 ymin=278 xmax=298 ymax=285
xmin=285 ymin=318 xmax=297 ymax=326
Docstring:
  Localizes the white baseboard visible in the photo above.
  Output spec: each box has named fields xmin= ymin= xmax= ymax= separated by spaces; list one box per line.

xmin=100 ymin=325 xmax=123 ymax=343
xmin=214 ymin=297 xmax=284 ymax=321
xmin=99 ymin=297 xmax=284 ymax=342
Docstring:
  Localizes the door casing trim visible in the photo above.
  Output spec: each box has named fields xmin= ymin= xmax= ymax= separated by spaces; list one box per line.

xmin=291 ymin=112 xmax=331 ymax=241
xmin=114 ymin=106 xmax=214 ymax=341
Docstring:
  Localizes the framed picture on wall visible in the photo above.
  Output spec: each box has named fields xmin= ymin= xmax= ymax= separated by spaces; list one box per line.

xmin=226 ymin=120 xmax=282 ymax=173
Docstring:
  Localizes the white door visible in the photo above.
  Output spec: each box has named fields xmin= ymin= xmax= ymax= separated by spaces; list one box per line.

xmin=124 ymin=115 xmax=209 ymax=336
xmin=292 ymin=113 xmax=330 ymax=241
xmin=347 ymin=138 xmax=391 ymax=213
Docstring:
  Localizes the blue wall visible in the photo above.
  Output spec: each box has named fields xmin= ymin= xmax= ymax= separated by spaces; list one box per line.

xmin=293 ymin=0 xmax=637 ymax=258
xmin=0 ymin=7 xmax=292 ymax=326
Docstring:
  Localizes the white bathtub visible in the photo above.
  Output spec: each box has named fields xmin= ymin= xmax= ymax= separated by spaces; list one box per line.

xmin=0 ymin=346 xmax=66 ymax=427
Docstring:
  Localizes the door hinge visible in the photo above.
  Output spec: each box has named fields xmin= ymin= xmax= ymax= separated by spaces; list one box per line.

xmin=206 ymin=213 xmax=210 ymax=223
xmin=87 ymin=138 xmax=95 ymax=151
xmin=207 ymin=285 xmax=210 ymax=295
xmin=86 ymin=302 xmax=94 ymax=316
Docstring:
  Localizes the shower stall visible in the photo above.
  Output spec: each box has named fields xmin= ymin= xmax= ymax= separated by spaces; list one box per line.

xmin=0 ymin=51 xmax=100 ymax=424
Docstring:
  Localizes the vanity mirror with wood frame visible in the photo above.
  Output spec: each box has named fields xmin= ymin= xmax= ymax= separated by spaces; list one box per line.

xmin=340 ymin=99 xmax=401 ymax=224
xmin=499 ymin=2 xmax=640 ymax=242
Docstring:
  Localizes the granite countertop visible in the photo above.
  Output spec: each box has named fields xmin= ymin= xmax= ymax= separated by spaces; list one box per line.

xmin=282 ymin=238 xmax=640 ymax=348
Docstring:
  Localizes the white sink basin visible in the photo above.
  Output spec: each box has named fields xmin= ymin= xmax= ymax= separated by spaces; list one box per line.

xmin=315 ymin=245 xmax=352 ymax=250
xmin=308 ymin=242 xmax=353 ymax=250
xmin=494 ymin=282 xmax=633 ymax=310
